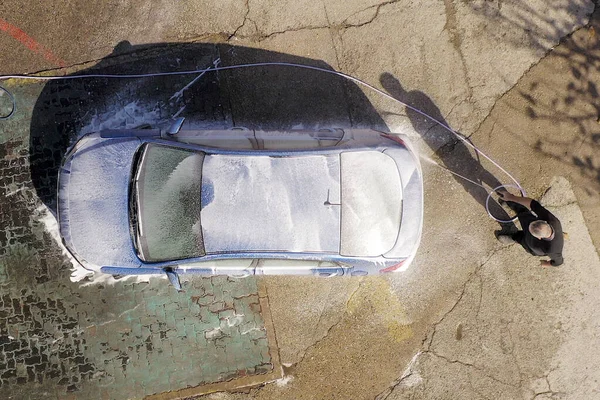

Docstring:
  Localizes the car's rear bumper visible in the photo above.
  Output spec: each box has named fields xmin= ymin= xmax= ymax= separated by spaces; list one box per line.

xmin=380 ymin=134 xmax=423 ymax=271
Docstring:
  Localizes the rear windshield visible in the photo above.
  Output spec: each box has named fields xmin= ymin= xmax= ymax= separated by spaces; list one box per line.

xmin=134 ymin=143 xmax=206 ymax=262
xmin=340 ymin=151 xmax=402 ymax=256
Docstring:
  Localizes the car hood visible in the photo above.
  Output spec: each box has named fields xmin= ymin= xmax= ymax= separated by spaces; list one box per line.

xmin=58 ymin=135 xmax=142 ymax=269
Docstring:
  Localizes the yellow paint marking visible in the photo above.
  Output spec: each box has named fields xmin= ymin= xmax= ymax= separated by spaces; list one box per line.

xmin=347 ymin=277 xmax=413 ymax=343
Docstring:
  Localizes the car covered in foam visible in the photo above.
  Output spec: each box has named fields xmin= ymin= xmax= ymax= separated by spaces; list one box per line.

xmin=58 ymin=125 xmax=422 ymax=287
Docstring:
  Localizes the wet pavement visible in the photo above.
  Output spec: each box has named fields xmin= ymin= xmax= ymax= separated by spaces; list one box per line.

xmin=0 ymin=59 xmax=279 ymax=399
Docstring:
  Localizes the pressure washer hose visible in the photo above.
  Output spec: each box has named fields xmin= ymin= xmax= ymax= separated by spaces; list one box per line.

xmin=0 ymin=62 xmax=524 ymax=222
xmin=0 ymin=85 xmax=15 ymax=120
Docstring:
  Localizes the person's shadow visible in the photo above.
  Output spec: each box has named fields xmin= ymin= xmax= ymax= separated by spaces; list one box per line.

xmin=380 ymin=73 xmax=515 ymax=230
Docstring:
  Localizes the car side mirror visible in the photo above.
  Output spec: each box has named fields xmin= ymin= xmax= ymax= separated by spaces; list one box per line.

xmin=166 ymin=117 xmax=185 ymax=136
xmin=164 ymin=267 xmax=182 ymax=291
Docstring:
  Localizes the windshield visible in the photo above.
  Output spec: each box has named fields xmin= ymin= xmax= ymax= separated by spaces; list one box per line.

xmin=134 ymin=143 xmax=206 ymax=262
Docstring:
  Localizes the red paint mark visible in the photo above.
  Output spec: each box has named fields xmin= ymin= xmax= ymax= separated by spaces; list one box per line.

xmin=380 ymin=133 xmax=406 ymax=146
xmin=0 ymin=18 xmax=67 ymax=68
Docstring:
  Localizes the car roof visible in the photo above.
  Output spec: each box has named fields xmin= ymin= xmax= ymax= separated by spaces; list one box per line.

xmin=201 ymin=153 xmax=342 ymax=254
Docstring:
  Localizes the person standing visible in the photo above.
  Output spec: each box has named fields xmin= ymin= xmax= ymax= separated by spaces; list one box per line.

xmin=496 ymin=190 xmax=564 ymax=267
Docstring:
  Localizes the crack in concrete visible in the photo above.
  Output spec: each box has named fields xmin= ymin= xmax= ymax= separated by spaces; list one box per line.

xmin=426 ymin=249 xmax=498 ymax=350
xmin=504 ymin=320 xmax=525 ymax=390
xmin=227 ymin=0 xmax=402 ymax=42
xmin=340 ymin=0 xmax=401 ymax=29
xmin=424 ymin=246 xmax=531 ymax=392
xmin=531 ymin=375 xmax=565 ymax=400
xmin=532 ymin=367 xmax=568 ymax=399
xmin=319 ymin=3 xmax=358 ymax=131
xmin=322 ymin=1 xmax=342 ymax=71
xmin=442 ymin=0 xmax=473 ymax=101
xmin=427 ymin=349 xmax=521 ymax=389
xmin=474 ymin=273 xmax=484 ymax=322
xmin=311 ymin=283 xmax=334 ymax=343
xmin=291 ymin=279 xmax=363 ymax=367
xmin=524 ymin=373 xmax=553 ymax=400
xmin=376 ymin=378 xmax=407 ymax=400
xmin=445 ymin=97 xmax=468 ymax=123
xmin=3 ymin=41 xmax=219 ymax=77
xmin=376 ymin=246 xmax=516 ymax=399
xmin=258 ymin=24 xmax=333 ymax=41
xmin=4 ymin=58 xmax=106 ymax=77
xmin=375 ymin=351 xmax=422 ymax=400
xmin=227 ymin=0 xmax=251 ymax=41
xmin=142 ymin=3 xmax=153 ymax=31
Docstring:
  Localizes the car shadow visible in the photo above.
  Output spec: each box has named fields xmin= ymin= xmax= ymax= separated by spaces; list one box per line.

xmin=29 ymin=41 xmax=387 ymax=214
xmin=379 ymin=72 xmax=515 ymax=229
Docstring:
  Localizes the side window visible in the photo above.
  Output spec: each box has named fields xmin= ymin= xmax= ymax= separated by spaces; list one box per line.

xmin=169 ymin=129 xmax=257 ymax=149
xmin=256 ymin=259 xmax=343 ymax=276
xmin=258 ymin=129 xmax=344 ymax=150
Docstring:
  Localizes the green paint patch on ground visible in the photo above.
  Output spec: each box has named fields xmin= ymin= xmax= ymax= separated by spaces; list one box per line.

xmin=0 ymin=75 xmax=277 ymax=399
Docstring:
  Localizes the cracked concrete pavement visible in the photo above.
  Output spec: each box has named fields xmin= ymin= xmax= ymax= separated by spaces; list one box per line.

xmin=2 ymin=0 xmax=600 ymax=399
xmin=382 ymin=178 xmax=600 ymax=399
